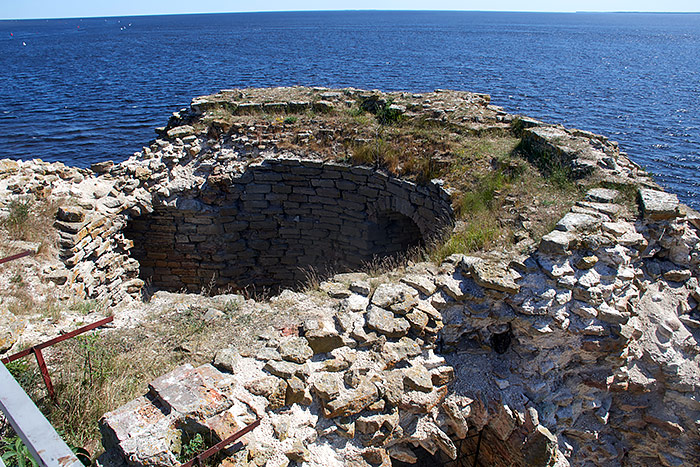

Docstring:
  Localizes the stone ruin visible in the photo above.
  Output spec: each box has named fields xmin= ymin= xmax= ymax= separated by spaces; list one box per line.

xmin=1 ymin=87 xmax=698 ymax=466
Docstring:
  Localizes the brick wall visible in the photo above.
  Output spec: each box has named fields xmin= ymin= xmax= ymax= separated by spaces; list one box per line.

xmin=125 ymin=159 xmax=453 ymax=292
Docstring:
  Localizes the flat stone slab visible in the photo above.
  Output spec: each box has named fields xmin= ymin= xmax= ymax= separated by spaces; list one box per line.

xmin=585 ymin=188 xmax=619 ymax=203
xmin=366 ymin=306 xmax=410 ymax=338
xmin=639 ymin=188 xmax=679 ymax=220
xmin=470 ymin=261 xmax=520 ymax=294
xmin=148 ymin=364 xmax=234 ymax=417
xmin=555 ymin=212 xmax=602 ymax=232
xmin=99 ymin=396 xmax=180 ymax=466
xmin=539 ymin=230 xmax=574 ymax=256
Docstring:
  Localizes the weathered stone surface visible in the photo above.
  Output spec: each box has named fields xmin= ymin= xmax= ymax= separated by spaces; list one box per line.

xmin=57 ymin=205 xmax=85 ymax=222
xmin=205 ymin=401 xmax=258 ymax=441
xmin=556 ymin=212 xmax=602 ymax=232
xmin=0 ymin=308 xmax=25 ymax=353
xmin=639 ymin=188 xmax=680 ymax=220
xmin=401 ymin=274 xmax=437 ymax=296
xmin=323 ymin=377 xmax=380 ymax=418
xmin=166 ymin=125 xmax=196 ymax=139
xmin=264 ymin=360 xmax=304 ymax=380
xmin=523 ymin=425 xmax=558 ymax=466
xmin=285 ymin=376 xmax=312 ymax=406
xmin=663 ymin=269 xmax=691 ymax=283
xmin=539 ymin=230 xmax=574 ymax=255
xmin=470 ymin=261 xmax=520 ymax=294
xmin=303 ymin=318 xmax=344 ymax=354
xmin=430 ymin=366 xmax=455 ymax=387
xmin=436 ymin=274 xmax=484 ymax=301
xmin=371 ymin=283 xmax=418 ymax=313
xmin=403 ymin=364 xmax=433 ymax=392
xmin=278 ymin=337 xmax=313 ymax=363
xmin=586 ymin=188 xmax=619 ymax=203
xmin=148 ymin=364 xmax=233 ymax=417
xmin=382 ymin=337 xmax=421 ymax=367
xmin=99 ymin=396 xmax=180 ymax=467
xmin=387 ymin=444 xmax=418 ymax=463
xmin=366 ymin=306 xmax=410 ymax=338
xmin=212 ymin=347 xmax=242 ymax=373
xmin=576 ymin=255 xmax=598 ymax=269
xmin=489 ymin=404 xmax=516 ymax=441
xmin=442 ymin=398 xmax=469 ymax=439
xmin=405 ymin=309 xmax=429 ymax=333
xmin=245 ymin=376 xmax=288 ymax=410
xmin=400 ymin=385 xmax=448 ymax=413
xmin=311 ymin=373 xmax=343 ymax=400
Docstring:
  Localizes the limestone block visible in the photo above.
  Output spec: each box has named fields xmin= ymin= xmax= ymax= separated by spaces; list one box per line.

xmin=213 ymin=347 xmax=242 ymax=373
xmin=166 ymin=125 xmax=196 ymax=139
xmin=310 ymin=372 xmax=343 ymax=401
xmin=263 ymin=360 xmax=305 ymax=380
xmin=400 ymin=385 xmax=448 ymax=414
xmin=366 ymin=306 xmax=410 ymax=338
xmin=0 ymin=308 xmax=26 ymax=353
xmin=371 ymin=283 xmax=418 ymax=310
xmin=401 ymin=274 xmax=437 ymax=296
xmin=436 ymin=274 xmax=485 ymax=301
xmin=539 ymin=230 xmax=575 ymax=256
xmin=286 ymin=376 xmax=312 ymax=406
xmin=99 ymin=396 xmax=180 ymax=467
xmin=322 ymin=376 xmax=380 ymax=418
xmin=57 ymin=205 xmax=85 ymax=222
xmin=303 ymin=317 xmax=344 ymax=354
xmin=245 ymin=376 xmax=288 ymax=410
xmin=382 ymin=337 xmax=421 ymax=368
xmin=148 ymin=364 xmax=234 ymax=418
xmin=639 ymin=188 xmax=680 ymax=220
xmin=523 ymin=425 xmax=558 ymax=467
xmin=403 ymin=365 xmax=433 ymax=393
xmin=555 ymin=212 xmax=602 ymax=233
xmin=471 ymin=261 xmax=520 ymax=294
xmin=586 ymin=188 xmax=619 ymax=203
xmin=278 ymin=337 xmax=313 ymax=364
xmin=387 ymin=445 xmax=418 ymax=463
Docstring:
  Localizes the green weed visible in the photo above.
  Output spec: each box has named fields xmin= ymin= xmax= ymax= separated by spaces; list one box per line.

xmin=430 ymin=223 xmax=499 ymax=262
xmin=69 ymin=300 xmax=100 ymax=316
xmin=4 ymin=360 xmax=38 ymax=389
xmin=1 ymin=435 xmax=38 ymax=467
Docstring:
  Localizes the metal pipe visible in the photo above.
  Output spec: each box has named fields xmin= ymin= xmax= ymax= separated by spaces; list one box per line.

xmin=0 ymin=250 xmax=33 ymax=266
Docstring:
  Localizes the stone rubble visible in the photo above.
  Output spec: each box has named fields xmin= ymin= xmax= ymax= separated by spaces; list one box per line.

xmin=0 ymin=87 xmax=698 ymax=466
xmin=99 ymin=183 xmax=699 ymax=466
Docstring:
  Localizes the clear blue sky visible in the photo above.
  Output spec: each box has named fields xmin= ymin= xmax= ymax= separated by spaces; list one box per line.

xmin=2 ymin=0 xmax=699 ymax=19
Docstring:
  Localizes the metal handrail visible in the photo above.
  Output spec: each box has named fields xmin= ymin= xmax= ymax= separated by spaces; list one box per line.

xmin=0 ymin=363 xmax=82 ymax=467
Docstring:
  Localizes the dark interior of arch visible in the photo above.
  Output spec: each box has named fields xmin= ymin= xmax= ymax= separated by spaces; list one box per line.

xmin=123 ymin=160 xmax=451 ymax=294
xmin=391 ymin=425 xmax=551 ymax=467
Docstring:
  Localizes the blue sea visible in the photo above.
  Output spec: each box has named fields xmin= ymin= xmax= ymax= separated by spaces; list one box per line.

xmin=1 ymin=11 xmax=698 ymax=208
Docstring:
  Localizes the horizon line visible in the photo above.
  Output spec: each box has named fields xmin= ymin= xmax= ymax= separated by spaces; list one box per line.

xmin=3 ymin=9 xmax=700 ymax=21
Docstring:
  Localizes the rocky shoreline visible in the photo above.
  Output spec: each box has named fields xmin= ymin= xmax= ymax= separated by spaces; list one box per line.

xmin=1 ymin=87 xmax=698 ymax=466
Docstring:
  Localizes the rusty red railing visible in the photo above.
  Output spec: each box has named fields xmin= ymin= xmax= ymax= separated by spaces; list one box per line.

xmin=179 ymin=418 xmax=262 ymax=467
xmin=1 ymin=316 xmax=114 ymax=400
xmin=0 ymin=249 xmax=34 ymax=266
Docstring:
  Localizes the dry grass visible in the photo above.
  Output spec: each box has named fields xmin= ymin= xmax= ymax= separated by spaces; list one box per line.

xmin=0 ymin=198 xmax=59 ymax=255
xmin=2 ymin=293 xmax=307 ymax=457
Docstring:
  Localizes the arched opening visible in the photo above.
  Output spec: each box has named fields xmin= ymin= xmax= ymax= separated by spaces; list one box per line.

xmin=367 ymin=210 xmax=424 ymax=258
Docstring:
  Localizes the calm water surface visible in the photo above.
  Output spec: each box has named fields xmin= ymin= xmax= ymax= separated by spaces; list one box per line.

xmin=0 ymin=11 xmax=698 ymax=208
